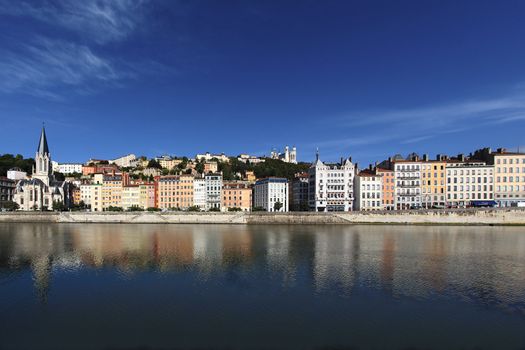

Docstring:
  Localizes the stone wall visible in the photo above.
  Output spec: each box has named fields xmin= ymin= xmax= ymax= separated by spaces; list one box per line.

xmin=1 ymin=208 xmax=525 ymax=225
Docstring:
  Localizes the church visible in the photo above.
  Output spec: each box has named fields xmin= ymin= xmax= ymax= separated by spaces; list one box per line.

xmin=13 ymin=127 xmax=73 ymax=211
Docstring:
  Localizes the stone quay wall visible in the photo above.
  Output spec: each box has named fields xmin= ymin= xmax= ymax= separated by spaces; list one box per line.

xmin=1 ymin=208 xmax=525 ymax=225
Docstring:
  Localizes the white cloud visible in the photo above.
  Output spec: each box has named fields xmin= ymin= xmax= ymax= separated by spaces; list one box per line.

xmin=0 ymin=38 xmax=123 ymax=98
xmin=0 ymin=0 xmax=148 ymax=44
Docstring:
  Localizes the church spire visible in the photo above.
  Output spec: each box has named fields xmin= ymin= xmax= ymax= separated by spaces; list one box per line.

xmin=37 ymin=124 xmax=49 ymax=155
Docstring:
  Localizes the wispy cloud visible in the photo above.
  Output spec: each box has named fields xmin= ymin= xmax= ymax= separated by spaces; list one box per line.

xmin=0 ymin=0 xmax=148 ymax=44
xmin=0 ymin=38 xmax=124 ymax=99
xmin=307 ymin=89 xmax=525 ymax=161
xmin=341 ymin=94 xmax=525 ymax=130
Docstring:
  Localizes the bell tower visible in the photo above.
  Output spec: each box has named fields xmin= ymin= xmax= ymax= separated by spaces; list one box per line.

xmin=33 ymin=125 xmax=52 ymax=186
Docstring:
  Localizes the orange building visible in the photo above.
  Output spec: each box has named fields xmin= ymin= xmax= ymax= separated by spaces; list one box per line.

xmin=155 ymin=174 xmax=194 ymax=210
xmin=222 ymin=181 xmax=252 ymax=211
xmin=72 ymin=187 xmax=81 ymax=205
xmin=376 ymin=168 xmax=394 ymax=210
xmin=82 ymin=164 xmax=119 ymax=176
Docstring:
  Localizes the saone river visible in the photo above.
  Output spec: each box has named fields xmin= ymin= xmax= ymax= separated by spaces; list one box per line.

xmin=0 ymin=223 xmax=525 ymax=350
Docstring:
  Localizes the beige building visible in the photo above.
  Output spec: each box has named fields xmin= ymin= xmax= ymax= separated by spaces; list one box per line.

xmin=222 ymin=181 xmax=252 ymax=211
xmin=122 ymin=185 xmax=140 ymax=210
xmin=204 ymin=161 xmax=218 ymax=174
xmin=156 ymin=174 xmax=194 ymax=210
xmin=80 ymin=183 xmax=103 ymax=212
xmin=492 ymin=150 xmax=525 ymax=207
xmin=446 ymin=161 xmax=494 ymax=207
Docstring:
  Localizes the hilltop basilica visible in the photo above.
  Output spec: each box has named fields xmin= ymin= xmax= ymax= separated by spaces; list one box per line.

xmin=13 ymin=127 xmax=72 ymax=211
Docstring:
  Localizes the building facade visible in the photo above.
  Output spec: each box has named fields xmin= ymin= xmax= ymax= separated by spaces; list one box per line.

xmin=193 ymin=178 xmax=207 ymax=210
xmin=290 ymin=173 xmax=309 ymax=211
xmin=446 ymin=161 xmax=494 ymax=207
xmin=254 ymin=177 xmax=289 ymax=212
xmin=0 ymin=176 xmax=15 ymax=208
xmin=421 ymin=156 xmax=447 ymax=208
xmin=354 ymin=170 xmax=383 ymax=211
xmin=205 ymin=173 xmax=223 ymax=210
xmin=156 ymin=175 xmax=194 ymax=210
xmin=492 ymin=150 xmax=525 ymax=207
xmin=222 ymin=181 xmax=252 ymax=211
xmin=110 ymin=154 xmax=137 ymax=168
xmin=376 ymin=168 xmax=395 ymax=210
xmin=394 ymin=160 xmax=421 ymax=210
xmin=308 ymin=154 xmax=355 ymax=212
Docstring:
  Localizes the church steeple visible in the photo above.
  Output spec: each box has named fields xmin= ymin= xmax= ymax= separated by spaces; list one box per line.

xmin=37 ymin=125 xmax=49 ymax=155
xmin=33 ymin=124 xmax=52 ymax=184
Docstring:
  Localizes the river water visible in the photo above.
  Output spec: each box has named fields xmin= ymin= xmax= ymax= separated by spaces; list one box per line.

xmin=0 ymin=223 xmax=524 ymax=350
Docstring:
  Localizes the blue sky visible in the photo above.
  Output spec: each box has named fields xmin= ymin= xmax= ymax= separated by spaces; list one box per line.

xmin=1 ymin=0 xmax=525 ymax=165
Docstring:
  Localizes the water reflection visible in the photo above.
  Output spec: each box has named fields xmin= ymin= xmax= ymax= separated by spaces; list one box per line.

xmin=1 ymin=223 xmax=524 ymax=314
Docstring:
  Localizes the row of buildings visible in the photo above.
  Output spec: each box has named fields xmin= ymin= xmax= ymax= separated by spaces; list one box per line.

xmin=2 ymin=127 xmax=525 ymax=211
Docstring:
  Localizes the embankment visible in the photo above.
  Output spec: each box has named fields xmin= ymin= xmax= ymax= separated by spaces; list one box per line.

xmin=1 ymin=208 xmax=525 ymax=225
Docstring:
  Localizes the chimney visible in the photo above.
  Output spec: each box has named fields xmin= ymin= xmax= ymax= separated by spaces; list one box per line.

xmin=340 ymin=157 xmax=344 ymax=165
xmin=458 ymin=154 xmax=465 ymax=162
xmin=436 ymin=154 xmax=441 ymax=161
xmin=423 ymin=154 xmax=429 ymax=162
xmin=348 ymin=156 xmax=352 ymax=163
xmin=369 ymin=164 xmax=373 ymax=170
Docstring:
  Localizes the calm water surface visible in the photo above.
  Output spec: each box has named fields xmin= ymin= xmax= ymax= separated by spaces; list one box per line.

xmin=1 ymin=223 xmax=525 ymax=350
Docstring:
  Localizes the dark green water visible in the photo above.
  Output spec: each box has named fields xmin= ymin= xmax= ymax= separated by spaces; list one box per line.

xmin=0 ymin=223 xmax=524 ymax=350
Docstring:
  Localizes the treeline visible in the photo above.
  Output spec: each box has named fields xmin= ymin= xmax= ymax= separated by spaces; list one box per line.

xmin=0 ymin=154 xmax=34 ymax=177
xmin=219 ymin=158 xmax=310 ymax=181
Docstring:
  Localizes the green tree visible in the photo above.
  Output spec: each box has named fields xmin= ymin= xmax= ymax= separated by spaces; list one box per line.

xmin=252 ymin=206 xmax=265 ymax=212
xmin=147 ymin=207 xmax=161 ymax=212
xmin=187 ymin=205 xmax=201 ymax=212
xmin=147 ymin=159 xmax=162 ymax=169
xmin=52 ymin=201 xmax=66 ymax=212
xmin=127 ymin=205 xmax=144 ymax=212
xmin=1 ymin=201 xmax=19 ymax=211
xmin=273 ymin=201 xmax=283 ymax=212
xmin=106 ymin=206 xmax=123 ymax=212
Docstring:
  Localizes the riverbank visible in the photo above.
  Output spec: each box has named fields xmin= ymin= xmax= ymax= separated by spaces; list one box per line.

xmin=1 ymin=208 xmax=525 ymax=225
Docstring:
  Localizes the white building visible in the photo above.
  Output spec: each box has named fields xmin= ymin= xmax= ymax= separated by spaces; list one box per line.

xmin=308 ymin=153 xmax=355 ymax=212
xmin=270 ymin=146 xmax=297 ymax=164
xmin=193 ymin=177 xmax=207 ymax=210
xmin=394 ymin=160 xmax=422 ymax=210
xmin=56 ymin=163 xmax=82 ymax=174
xmin=237 ymin=154 xmax=266 ymax=164
xmin=122 ymin=185 xmax=140 ymax=210
xmin=253 ymin=177 xmax=289 ymax=212
xmin=110 ymin=154 xmax=137 ymax=168
xmin=13 ymin=127 xmax=72 ymax=211
xmin=446 ymin=161 xmax=494 ymax=207
xmin=205 ymin=173 xmax=222 ymax=210
xmin=196 ymin=152 xmax=230 ymax=163
xmin=354 ymin=170 xmax=383 ymax=211
xmin=7 ymin=167 xmax=27 ymax=181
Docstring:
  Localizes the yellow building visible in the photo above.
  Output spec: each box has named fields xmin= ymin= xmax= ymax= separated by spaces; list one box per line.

xmin=420 ymin=155 xmax=447 ymax=208
xmin=245 ymin=170 xmax=256 ymax=182
xmin=93 ymin=173 xmax=123 ymax=210
xmin=139 ymin=183 xmax=155 ymax=209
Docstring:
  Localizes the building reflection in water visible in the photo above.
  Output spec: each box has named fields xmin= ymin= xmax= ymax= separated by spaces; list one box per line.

xmin=0 ymin=223 xmax=525 ymax=313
